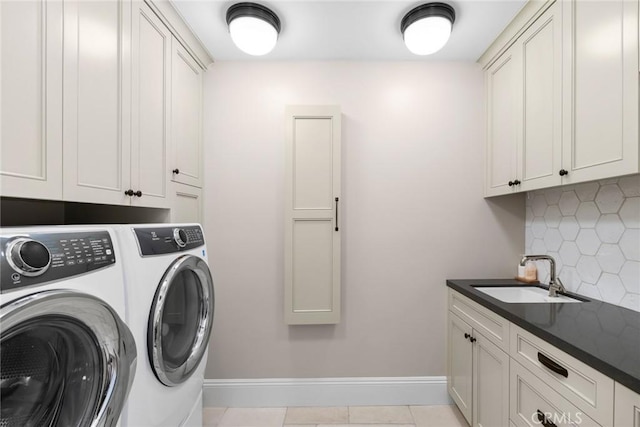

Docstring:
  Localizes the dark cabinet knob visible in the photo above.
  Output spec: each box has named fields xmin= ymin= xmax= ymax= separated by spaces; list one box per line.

xmin=508 ymin=181 xmax=514 ymax=187
xmin=464 ymin=333 xmax=470 ymax=339
xmin=172 ymin=169 xmax=180 ymax=175
xmin=513 ymin=179 xmax=521 ymax=186
xmin=559 ymin=169 xmax=568 ymax=176
xmin=469 ymin=337 xmax=477 ymax=343
xmin=124 ymin=189 xmax=134 ymax=196
xmin=134 ymin=190 xmax=142 ymax=197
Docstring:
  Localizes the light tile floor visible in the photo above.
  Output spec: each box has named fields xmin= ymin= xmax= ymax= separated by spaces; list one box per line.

xmin=203 ymin=405 xmax=467 ymax=427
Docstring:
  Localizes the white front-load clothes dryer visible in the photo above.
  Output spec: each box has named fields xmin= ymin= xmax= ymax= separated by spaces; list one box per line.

xmin=114 ymin=224 xmax=215 ymax=427
xmin=0 ymin=226 xmax=137 ymax=426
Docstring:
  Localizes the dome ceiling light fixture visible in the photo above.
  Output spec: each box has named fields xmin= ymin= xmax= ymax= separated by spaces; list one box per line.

xmin=226 ymin=2 xmax=281 ymax=56
xmin=401 ymin=3 xmax=456 ymax=56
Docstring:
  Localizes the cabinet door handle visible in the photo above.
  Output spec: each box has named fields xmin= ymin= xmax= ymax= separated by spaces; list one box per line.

xmin=469 ymin=336 xmax=476 ymax=343
xmin=464 ymin=333 xmax=470 ymax=339
xmin=559 ymin=169 xmax=568 ymax=176
xmin=172 ymin=168 xmax=180 ymax=175
xmin=134 ymin=190 xmax=142 ymax=197
xmin=537 ymin=352 xmax=568 ymax=378
xmin=513 ymin=179 xmax=521 ymax=186
xmin=508 ymin=181 xmax=514 ymax=187
xmin=536 ymin=410 xmax=558 ymax=427
xmin=335 ymin=197 xmax=339 ymax=231
xmin=124 ymin=189 xmax=134 ymax=196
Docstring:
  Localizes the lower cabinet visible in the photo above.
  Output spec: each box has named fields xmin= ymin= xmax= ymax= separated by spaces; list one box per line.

xmin=448 ymin=312 xmax=473 ymax=423
xmin=510 ymin=359 xmax=599 ymax=427
xmin=447 ymin=311 xmax=510 ymax=427
xmin=448 ymin=289 xmax=638 ymax=427
xmin=474 ymin=332 xmax=510 ymax=427
xmin=614 ymin=383 xmax=640 ymax=427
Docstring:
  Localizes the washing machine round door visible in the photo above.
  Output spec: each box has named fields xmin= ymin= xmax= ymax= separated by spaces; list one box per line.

xmin=0 ymin=290 xmax=137 ymax=427
xmin=148 ymin=254 xmax=215 ymax=386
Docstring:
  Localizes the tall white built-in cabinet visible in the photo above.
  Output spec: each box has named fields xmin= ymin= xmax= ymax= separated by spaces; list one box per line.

xmin=284 ymin=105 xmax=342 ymax=325
xmin=482 ymin=0 xmax=639 ymax=197
xmin=0 ymin=0 xmax=210 ymax=223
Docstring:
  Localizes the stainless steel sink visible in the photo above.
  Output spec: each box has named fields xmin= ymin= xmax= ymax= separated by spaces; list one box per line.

xmin=474 ymin=286 xmax=583 ymax=303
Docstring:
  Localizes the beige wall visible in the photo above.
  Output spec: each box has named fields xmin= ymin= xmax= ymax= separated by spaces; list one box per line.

xmin=202 ymin=61 xmax=524 ymax=379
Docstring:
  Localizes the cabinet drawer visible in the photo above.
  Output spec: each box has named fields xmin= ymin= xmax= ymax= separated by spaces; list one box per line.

xmin=510 ymin=325 xmax=614 ymax=426
xmin=614 ymin=382 xmax=640 ymax=427
xmin=449 ymin=289 xmax=510 ymax=352
xmin=511 ymin=360 xmax=601 ymax=427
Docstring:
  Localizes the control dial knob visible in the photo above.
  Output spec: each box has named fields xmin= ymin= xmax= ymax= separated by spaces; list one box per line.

xmin=6 ymin=238 xmax=51 ymax=277
xmin=173 ymin=228 xmax=188 ymax=248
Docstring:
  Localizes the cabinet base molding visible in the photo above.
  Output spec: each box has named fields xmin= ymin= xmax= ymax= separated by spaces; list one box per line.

xmin=203 ymin=376 xmax=450 ymax=408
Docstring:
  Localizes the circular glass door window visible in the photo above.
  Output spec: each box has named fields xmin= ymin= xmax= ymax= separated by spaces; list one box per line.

xmin=0 ymin=291 xmax=137 ymax=427
xmin=148 ymin=255 xmax=214 ymax=386
xmin=1 ymin=317 xmax=101 ymax=426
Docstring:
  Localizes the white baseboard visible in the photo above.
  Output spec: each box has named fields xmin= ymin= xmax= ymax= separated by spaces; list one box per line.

xmin=203 ymin=376 xmax=451 ymax=408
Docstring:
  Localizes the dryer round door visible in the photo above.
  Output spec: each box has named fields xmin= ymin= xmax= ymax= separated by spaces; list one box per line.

xmin=148 ymin=254 xmax=215 ymax=386
xmin=0 ymin=290 xmax=137 ymax=427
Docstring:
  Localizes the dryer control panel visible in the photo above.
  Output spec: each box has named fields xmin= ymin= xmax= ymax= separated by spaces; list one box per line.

xmin=1 ymin=231 xmax=116 ymax=293
xmin=134 ymin=225 xmax=204 ymax=256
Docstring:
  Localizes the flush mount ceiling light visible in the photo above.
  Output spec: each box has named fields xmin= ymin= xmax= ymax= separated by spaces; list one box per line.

xmin=401 ymin=3 xmax=455 ymax=56
xmin=226 ymin=2 xmax=281 ymax=56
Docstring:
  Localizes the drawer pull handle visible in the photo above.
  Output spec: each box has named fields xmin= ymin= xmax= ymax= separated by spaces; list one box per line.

xmin=538 ymin=352 xmax=568 ymax=378
xmin=464 ymin=333 xmax=470 ymax=339
xmin=536 ymin=410 xmax=558 ymax=427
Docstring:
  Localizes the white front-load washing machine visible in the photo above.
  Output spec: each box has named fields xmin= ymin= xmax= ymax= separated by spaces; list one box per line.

xmin=0 ymin=226 xmax=137 ymax=426
xmin=114 ymin=224 xmax=215 ymax=427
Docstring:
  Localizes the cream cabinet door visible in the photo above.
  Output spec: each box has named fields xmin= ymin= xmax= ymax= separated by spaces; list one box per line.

xmin=614 ymin=382 xmax=640 ymax=427
xmin=284 ymin=105 xmax=341 ymax=325
xmin=485 ymin=44 xmax=520 ymax=197
xmin=448 ymin=312 xmax=473 ymax=425
xmin=170 ymin=39 xmax=203 ymax=188
xmin=473 ymin=332 xmax=509 ymax=427
xmin=0 ymin=0 xmax=63 ymax=200
xmin=131 ymin=1 xmax=171 ymax=208
xmin=169 ymin=182 xmax=202 ymax=224
xmin=62 ymin=0 xmax=132 ymax=205
xmin=562 ymin=0 xmax=639 ymax=183
xmin=518 ymin=1 xmax=562 ymax=191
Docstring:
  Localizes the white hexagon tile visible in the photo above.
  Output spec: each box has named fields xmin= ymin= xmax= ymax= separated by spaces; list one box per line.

xmin=525 ymin=176 xmax=640 ymax=312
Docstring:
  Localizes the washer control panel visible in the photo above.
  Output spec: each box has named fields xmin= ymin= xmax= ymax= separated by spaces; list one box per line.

xmin=1 ymin=231 xmax=116 ymax=292
xmin=134 ymin=225 xmax=204 ymax=256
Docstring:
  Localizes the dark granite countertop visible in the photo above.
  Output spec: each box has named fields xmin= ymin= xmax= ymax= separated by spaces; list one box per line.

xmin=446 ymin=279 xmax=640 ymax=394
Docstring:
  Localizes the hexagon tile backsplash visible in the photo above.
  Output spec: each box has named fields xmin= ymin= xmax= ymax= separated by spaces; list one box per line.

xmin=525 ymin=175 xmax=640 ymax=312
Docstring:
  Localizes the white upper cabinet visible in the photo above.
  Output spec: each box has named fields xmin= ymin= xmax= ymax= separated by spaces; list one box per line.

xmin=519 ymin=1 xmax=562 ymax=191
xmin=485 ymin=44 xmax=520 ymax=197
xmin=561 ymin=0 xmax=639 ymax=183
xmin=482 ymin=0 xmax=639 ymax=196
xmin=0 ymin=0 xmax=63 ymax=200
xmin=2 ymin=0 xmax=210 ymax=210
xmin=62 ymin=0 xmax=132 ymax=205
xmin=170 ymin=40 xmax=203 ymax=188
xmin=485 ymin=1 xmax=562 ymax=196
xmin=130 ymin=0 xmax=171 ymax=208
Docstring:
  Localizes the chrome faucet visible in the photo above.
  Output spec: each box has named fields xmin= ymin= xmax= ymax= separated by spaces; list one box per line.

xmin=520 ymin=254 xmax=566 ymax=297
